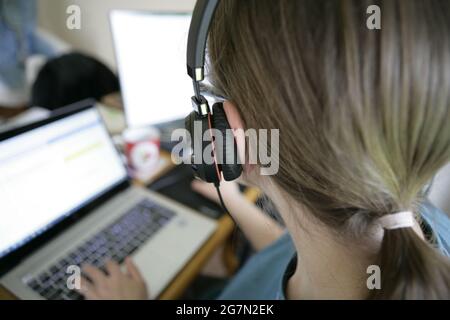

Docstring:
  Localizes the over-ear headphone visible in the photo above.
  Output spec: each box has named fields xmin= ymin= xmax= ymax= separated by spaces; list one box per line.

xmin=185 ymin=0 xmax=242 ymax=186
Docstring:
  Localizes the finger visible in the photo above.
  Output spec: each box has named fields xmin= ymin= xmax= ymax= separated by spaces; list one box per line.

xmin=82 ymin=265 xmax=107 ymax=286
xmin=125 ymin=257 xmax=144 ymax=282
xmin=78 ymin=276 xmax=99 ymax=300
xmin=191 ymin=180 xmax=217 ymax=201
xmin=105 ymin=260 xmax=122 ymax=278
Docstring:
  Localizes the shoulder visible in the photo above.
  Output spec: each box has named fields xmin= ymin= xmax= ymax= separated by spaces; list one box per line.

xmin=218 ymin=232 xmax=295 ymax=300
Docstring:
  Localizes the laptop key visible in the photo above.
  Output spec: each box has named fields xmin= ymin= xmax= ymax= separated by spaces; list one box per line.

xmin=47 ymin=289 xmax=64 ymax=300
xmin=39 ymin=272 xmax=51 ymax=285
xmin=58 ymin=258 xmax=69 ymax=269
xmin=27 ymin=279 xmax=40 ymax=291
xmin=49 ymin=265 xmax=59 ymax=274
xmin=67 ymin=290 xmax=84 ymax=300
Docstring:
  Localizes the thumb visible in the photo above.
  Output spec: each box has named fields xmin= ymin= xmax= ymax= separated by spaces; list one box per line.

xmin=125 ymin=257 xmax=144 ymax=282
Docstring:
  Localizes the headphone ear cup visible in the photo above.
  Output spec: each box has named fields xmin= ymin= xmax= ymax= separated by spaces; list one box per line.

xmin=212 ymin=103 xmax=242 ymax=181
xmin=185 ymin=111 xmax=220 ymax=184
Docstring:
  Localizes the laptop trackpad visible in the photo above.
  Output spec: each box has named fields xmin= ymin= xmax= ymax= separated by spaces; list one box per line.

xmin=130 ymin=216 xmax=208 ymax=299
xmin=131 ymin=248 xmax=178 ymax=299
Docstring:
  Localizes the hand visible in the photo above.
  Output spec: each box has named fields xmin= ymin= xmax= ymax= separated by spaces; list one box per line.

xmin=77 ymin=258 xmax=148 ymax=300
xmin=191 ymin=179 xmax=244 ymax=205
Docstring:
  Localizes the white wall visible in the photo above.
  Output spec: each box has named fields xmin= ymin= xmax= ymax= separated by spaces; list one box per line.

xmin=37 ymin=0 xmax=195 ymax=69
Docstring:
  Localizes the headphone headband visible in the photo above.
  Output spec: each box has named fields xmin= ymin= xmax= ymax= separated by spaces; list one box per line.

xmin=187 ymin=0 xmax=220 ymax=83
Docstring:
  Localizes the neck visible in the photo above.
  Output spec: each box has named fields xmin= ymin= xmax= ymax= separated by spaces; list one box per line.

xmin=267 ymin=186 xmax=375 ymax=300
xmin=286 ymin=225 xmax=374 ymax=299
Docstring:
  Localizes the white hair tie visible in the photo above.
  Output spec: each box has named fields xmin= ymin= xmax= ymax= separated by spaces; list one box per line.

xmin=377 ymin=211 xmax=415 ymax=230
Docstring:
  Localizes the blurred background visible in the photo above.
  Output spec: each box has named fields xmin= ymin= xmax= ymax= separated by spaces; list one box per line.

xmin=38 ymin=0 xmax=195 ymax=69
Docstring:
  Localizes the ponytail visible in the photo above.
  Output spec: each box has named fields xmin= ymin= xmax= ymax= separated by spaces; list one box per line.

xmin=370 ymin=227 xmax=450 ymax=299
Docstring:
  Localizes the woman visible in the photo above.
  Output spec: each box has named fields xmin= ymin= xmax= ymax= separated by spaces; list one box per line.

xmin=79 ymin=0 xmax=450 ymax=299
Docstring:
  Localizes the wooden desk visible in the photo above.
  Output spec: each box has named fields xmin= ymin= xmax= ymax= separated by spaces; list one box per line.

xmin=0 ymin=165 xmax=260 ymax=300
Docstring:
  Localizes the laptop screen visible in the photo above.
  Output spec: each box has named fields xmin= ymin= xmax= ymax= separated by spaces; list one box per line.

xmin=110 ymin=11 xmax=192 ymax=127
xmin=0 ymin=106 xmax=128 ymax=259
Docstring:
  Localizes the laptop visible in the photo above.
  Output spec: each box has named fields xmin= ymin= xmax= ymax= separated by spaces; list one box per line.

xmin=0 ymin=101 xmax=217 ymax=300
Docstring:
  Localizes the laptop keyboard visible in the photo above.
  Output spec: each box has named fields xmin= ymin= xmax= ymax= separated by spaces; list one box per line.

xmin=24 ymin=199 xmax=176 ymax=300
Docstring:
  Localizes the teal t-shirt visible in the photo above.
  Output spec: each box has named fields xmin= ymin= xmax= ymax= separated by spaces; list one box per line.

xmin=218 ymin=203 xmax=450 ymax=300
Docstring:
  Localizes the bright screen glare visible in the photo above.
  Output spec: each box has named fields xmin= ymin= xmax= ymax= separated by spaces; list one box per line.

xmin=110 ymin=11 xmax=192 ymax=127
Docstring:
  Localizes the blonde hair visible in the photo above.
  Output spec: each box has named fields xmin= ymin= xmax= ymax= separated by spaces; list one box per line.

xmin=208 ymin=0 xmax=450 ymax=299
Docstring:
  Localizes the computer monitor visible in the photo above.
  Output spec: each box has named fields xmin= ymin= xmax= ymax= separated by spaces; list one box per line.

xmin=110 ymin=10 xmax=192 ymax=128
xmin=0 ymin=104 xmax=128 ymax=259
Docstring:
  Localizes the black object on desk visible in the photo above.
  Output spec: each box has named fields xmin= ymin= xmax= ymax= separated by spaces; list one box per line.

xmin=148 ymin=164 xmax=247 ymax=219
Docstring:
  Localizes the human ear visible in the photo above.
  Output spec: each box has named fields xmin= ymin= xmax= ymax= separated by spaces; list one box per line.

xmin=222 ymin=100 xmax=252 ymax=174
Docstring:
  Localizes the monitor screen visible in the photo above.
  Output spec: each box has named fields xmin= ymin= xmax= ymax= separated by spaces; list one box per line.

xmin=110 ymin=11 xmax=193 ymax=127
xmin=0 ymin=107 xmax=128 ymax=258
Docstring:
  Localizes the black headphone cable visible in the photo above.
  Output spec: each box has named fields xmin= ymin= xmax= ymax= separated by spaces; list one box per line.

xmin=214 ymin=182 xmax=232 ymax=219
